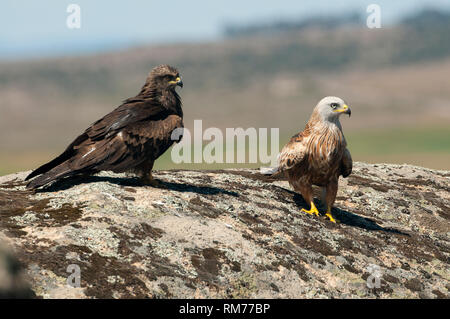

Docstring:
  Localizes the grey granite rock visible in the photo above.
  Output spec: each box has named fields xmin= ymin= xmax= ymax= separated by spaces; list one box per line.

xmin=0 ymin=162 xmax=448 ymax=299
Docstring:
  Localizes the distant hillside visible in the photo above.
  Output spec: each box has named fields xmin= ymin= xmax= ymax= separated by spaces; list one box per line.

xmin=222 ymin=9 xmax=450 ymax=67
xmin=395 ymin=9 xmax=450 ymax=63
xmin=1 ymin=9 xmax=450 ymax=174
xmin=2 ymin=10 xmax=450 ymax=94
xmin=403 ymin=8 xmax=450 ymax=29
xmin=223 ymin=13 xmax=363 ymax=38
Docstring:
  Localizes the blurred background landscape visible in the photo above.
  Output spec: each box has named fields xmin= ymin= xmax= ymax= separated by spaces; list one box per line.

xmin=1 ymin=0 xmax=450 ymax=175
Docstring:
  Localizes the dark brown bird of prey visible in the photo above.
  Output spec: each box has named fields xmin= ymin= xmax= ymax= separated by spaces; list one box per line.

xmin=25 ymin=64 xmax=184 ymax=189
xmin=262 ymin=96 xmax=352 ymax=223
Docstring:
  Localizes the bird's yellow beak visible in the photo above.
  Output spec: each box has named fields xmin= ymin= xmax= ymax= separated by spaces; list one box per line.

xmin=334 ymin=104 xmax=351 ymax=117
xmin=169 ymin=76 xmax=183 ymax=88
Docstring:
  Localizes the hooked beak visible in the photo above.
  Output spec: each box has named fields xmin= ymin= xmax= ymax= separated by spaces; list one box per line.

xmin=334 ymin=104 xmax=351 ymax=117
xmin=345 ymin=105 xmax=351 ymax=117
xmin=169 ymin=76 xmax=183 ymax=88
xmin=176 ymin=76 xmax=183 ymax=88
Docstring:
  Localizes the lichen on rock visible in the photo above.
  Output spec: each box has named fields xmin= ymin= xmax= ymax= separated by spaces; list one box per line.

xmin=0 ymin=162 xmax=448 ymax=298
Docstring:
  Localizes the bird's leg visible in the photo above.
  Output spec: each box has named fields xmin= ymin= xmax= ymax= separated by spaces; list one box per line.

xmin=325 ymin=206 xmax=337 ymax=223
xmin=301 ymin=201 xmax=320 ymax=217
xmin=138 ymin=161 xmax=162 ymax=187
xmin=324 ymin=179 xmax=338 ymax=223
xmin=140 ymin=172 xmax=162 ymax=187
xmin=298 ymin=185 xmax=320 ymax=217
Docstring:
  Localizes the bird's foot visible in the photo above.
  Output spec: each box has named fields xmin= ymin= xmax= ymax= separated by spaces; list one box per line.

xmin=301 ymin=202 xmax=320 ymax=217
xmin=140 ymin=175 xmax=163 ymax=188
xmin=324 ymin=208 xmax=337 ymax=223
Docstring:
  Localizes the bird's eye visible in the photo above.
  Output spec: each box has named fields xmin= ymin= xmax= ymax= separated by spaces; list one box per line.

xmin=330 ymin=103 xmax=339 ymax=109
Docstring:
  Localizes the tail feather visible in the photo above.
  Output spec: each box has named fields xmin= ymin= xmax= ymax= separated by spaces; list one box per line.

xmin=25 ymin=151 xmax=74 ymax=181
xmin=26 ymin=162 xmax=74 ymax=189
xmin=25 ymin=133 xmax=88 ymax=181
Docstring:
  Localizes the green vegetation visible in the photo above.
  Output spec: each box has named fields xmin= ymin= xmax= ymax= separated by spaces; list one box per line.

xmin=346 ymin=126 xmax=450 ymax=170
xmin=145 ymin=126 xmax=450 ymax=171
xmin=3 ymin=126 xmax=447 ymax=176
xmin=347 ymin=126 xmax=450 ymax=155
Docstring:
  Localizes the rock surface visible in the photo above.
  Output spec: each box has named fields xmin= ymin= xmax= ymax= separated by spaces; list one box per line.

xmin=0 ymin=162 xmax=448 ymax=299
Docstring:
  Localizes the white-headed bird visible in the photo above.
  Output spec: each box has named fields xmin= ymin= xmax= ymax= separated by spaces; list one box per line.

xmin=263 ymin=96 xmax=352 ymax=223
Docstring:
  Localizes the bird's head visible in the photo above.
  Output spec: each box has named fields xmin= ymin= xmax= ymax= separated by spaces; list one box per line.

xmin=314 ymin=96 xmax=351 ymax=122
xmin=148 ymin=64 xmax=183 ymax=91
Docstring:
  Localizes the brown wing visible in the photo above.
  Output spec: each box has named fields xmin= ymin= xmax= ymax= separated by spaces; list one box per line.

xmin=69 ymin=114 xmax=183 ymax=173
xmin=85 ymin=98 xmax=172 ymax=141
xmin=115 ymin=114 xmax=183 ymax=169
xmin=277 ymin=129 xmax=310 ymax=172
xmin=340 ymin=148 xmax=352 ymax=178
xmin=25 ymin=99 xmax=165 ymax=181
xmin=26 ymin=99 xmax=181 ymax=183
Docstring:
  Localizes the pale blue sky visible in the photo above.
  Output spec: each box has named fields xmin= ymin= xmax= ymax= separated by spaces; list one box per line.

xmin=1 ymin=0 xmax=449 ymax=59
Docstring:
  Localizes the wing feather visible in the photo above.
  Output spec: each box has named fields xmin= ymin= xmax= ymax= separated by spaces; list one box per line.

xmin=86 ymin=99 xmax=169 ymax=141
xmin=26 ymin=100 xmax=179 ymax=182
xmin=277 ymin=130 xmax=309 ymax=172
xmin=70 ymin=114 xmax=183 ymax=173
xmin=340 ymin=148 xmax=352 ymax=178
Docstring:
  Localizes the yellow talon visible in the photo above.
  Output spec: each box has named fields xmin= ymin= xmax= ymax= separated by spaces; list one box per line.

xmin=325 ymin=207 xmax=337 ymax=223
xmin=301 ymin=201 xmax=320 ymax=217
